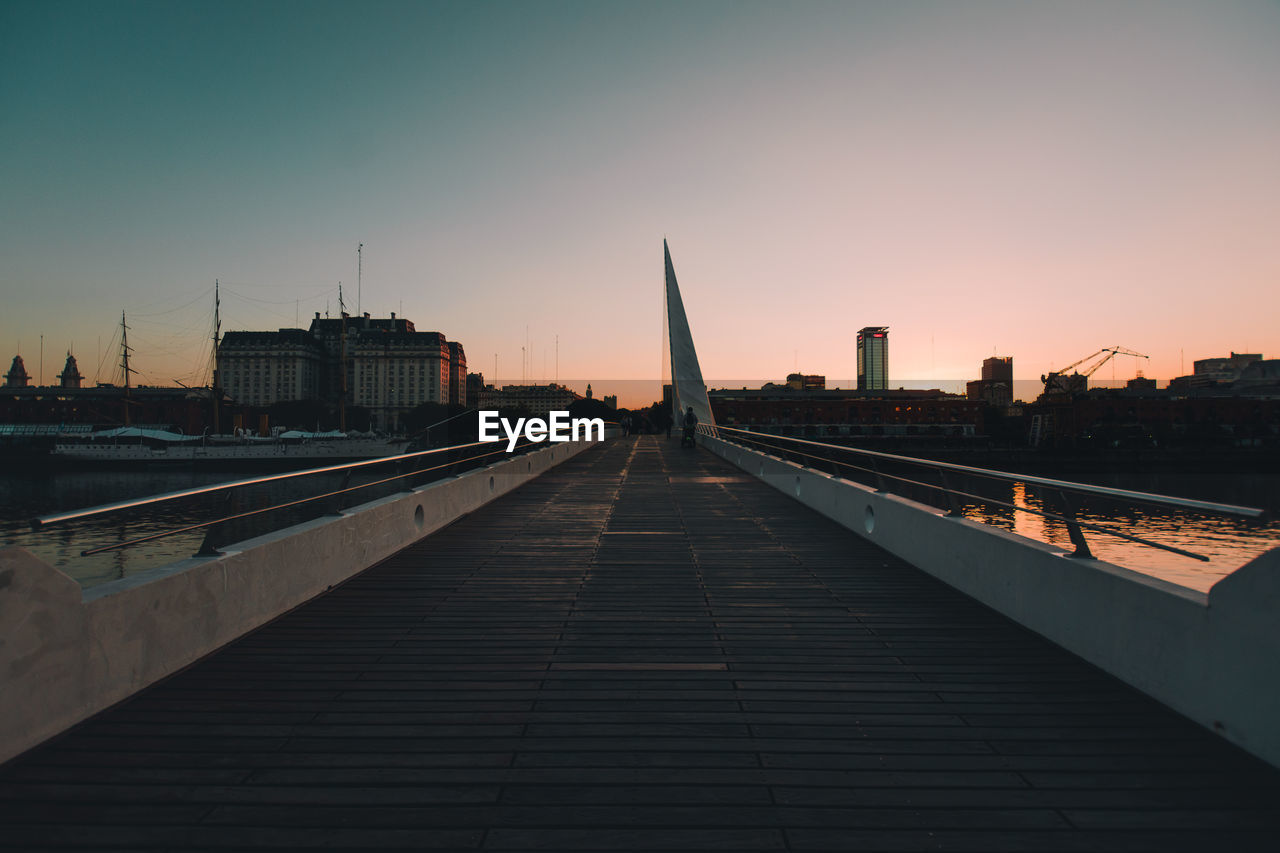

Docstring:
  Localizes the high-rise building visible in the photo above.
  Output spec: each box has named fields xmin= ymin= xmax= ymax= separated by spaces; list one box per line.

xmin=967 ymin=356 xmax=1013 ymax=406
xmin=856 ymin=327 xmax=888 ymax=391
xmin=982 ymin=356 xmax=1012 ymax=385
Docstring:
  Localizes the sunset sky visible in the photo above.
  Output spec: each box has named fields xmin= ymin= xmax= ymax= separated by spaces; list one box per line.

xmin=2 ymin=0 xmax=1277 ymax=406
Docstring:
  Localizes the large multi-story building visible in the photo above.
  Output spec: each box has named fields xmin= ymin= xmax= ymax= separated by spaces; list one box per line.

xmin=710 ymin=387 xmax=981 ymax=437
xmin=307 ymin=312 xmax=417 ymax=403
xmin=857 ymin=327 xmax=888 ymax=391
xmin=447 ymin=341 xmax=467 ymax=406
xmin=1192 ymin=352 xmax=1261 ymax=384
xmin=787 ymin=373 xmax=826 ymax=391
xmin=350 ymin=329 xmax=451 ymax=427
xmin=218 ymin=329 xmax=325 ymax=408
xmin=474 ymin=383 xmax=580 ymax=417
xmin=1168 ymin=352 xmax=1265 ymax=392
xmin=218 ymin=312 xmax=466 ymax=431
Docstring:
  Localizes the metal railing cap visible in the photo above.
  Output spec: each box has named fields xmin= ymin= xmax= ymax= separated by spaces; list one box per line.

xmin=704 ymin=425 xmax=1266 ymax=520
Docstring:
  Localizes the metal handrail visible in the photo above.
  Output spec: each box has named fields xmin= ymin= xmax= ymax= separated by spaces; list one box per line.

xmin=33 ymin=419 xmax=622 ymax=559
xmin=702 ymin=424 xmax=1264 ymax=518
xmin=31 ymin=440 xmax=491 ymax=529
xmin=713 ymin=435 xmax=1209 ymax=561
xmin=700 ymin=423 xmax=1268 ymax=561
xmin=76 ymin=440 xmax=536 ymax=557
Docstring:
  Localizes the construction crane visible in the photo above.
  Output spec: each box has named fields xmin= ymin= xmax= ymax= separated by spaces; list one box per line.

xmin=1040 ymin=346 xmax=1149 ymax=397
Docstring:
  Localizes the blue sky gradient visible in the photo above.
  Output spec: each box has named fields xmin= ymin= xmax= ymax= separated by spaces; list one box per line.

xmin=3 ymin=1 xmax=1278 ymax=399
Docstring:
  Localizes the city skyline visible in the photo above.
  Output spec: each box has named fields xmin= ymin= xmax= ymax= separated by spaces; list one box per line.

xmin=3 ymin=1 xmax=1278 ymax=404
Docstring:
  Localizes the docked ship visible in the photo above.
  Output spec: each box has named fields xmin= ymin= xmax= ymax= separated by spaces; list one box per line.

xmin=53 ymin=427 xmax=410 ymax=464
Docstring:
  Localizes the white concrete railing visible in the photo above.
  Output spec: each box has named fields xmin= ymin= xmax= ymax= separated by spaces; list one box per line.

xmin=0 ymin=436 xmax=607 ymax=765
xmin=699 ymin=431 xmax=1280 ymax=770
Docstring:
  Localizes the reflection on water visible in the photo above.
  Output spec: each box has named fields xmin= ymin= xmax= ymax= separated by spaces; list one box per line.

xmin=4 ymin=462 xmax=1278 ymax=595
xmin=2 ymin=469 xmax=232 ymax=588
xmin=958 ymin=474 xmax=1280 ymax=593
xmin=2 ymin=448 xmax=502 ymax=589
xmin=0 ymin=467 xmax=372 ymax=589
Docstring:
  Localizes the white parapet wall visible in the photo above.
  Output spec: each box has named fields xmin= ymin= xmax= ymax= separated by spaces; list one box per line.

xmin=0 ymin=437 xmax=607 ymax=765
xmin=700 ymin=432 xmax=1280 ymax=769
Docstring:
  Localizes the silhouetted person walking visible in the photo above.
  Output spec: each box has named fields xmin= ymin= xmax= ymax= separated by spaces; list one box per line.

xmin=681 ymin=406 xmax=698 ymax=448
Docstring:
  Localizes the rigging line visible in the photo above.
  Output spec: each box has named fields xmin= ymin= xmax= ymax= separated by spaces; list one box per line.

xmin=129 ymin=286 xmax=214 ymax=318
xmin=196 ymin=322 xmax=216 ymax=383
xmin=218 ymin=279 xmax=338 ymax=292
xmin=135 ymin=339 xmax=211 ymax=353
xmin=132 ymin=346 xmax=205 ymax=363
xmin=220 ymin=284 xmax=338 ymax=306
xmin=220 ymin=302 xmax=323 ymax=326
xmin=126 ymin=328 xmax=206 ymax=352
xmin=130 ymin=328 xmax=213 ymax=344
xmin=131 ymin=313 xmax=211 ymax=328
xmin=138 ymin=318 xmax=217 ymax=337
xmin=223 ymin=306 xmax=297 ymax=327
xmin=94 ymin=326 xmax=120 ymax=384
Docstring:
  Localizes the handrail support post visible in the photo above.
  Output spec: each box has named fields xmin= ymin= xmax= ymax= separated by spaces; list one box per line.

xmin=869 ymin=458 xmax=888 ymax=493
xmin=938 ymin=470 xmax=964 ymax=517
xmin=194 ymin=527 xmax=223 ymax=557
xmin=1052 ymin=488 xmax=1095 ymax=559
xmin=194 ymin=492 xmax=235 ymax=557
xmin=329 ymin=469 xmax=353 ymax=516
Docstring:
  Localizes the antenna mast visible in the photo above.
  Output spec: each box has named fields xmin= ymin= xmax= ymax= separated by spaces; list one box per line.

xmin=357 ymin=243 xmax=363 ymax=316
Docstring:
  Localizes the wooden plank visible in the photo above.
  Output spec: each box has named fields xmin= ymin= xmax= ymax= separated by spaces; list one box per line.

xmin=2 ymin=436 xmax=1278 ymax=850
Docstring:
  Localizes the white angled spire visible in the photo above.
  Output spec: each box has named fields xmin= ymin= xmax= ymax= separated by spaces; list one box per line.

xmin=664 ymin=240 xmax=714 ymax=427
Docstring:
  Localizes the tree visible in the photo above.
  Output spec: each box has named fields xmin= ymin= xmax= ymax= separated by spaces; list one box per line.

xmin=568 ymin=397 xmax=616 ymax=422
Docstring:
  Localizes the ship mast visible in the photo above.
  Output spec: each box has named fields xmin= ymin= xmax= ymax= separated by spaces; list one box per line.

xmin=119 ymin=311 xmax=134 ymax=426
xmin=212 ymin=280 xmax=221 ymax=434
xmin=338 ymin=283 xmax=347 ymax=432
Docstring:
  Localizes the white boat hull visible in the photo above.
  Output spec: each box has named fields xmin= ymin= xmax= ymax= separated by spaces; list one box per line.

xmin=53 ymin=438 xmax=411 ymax=464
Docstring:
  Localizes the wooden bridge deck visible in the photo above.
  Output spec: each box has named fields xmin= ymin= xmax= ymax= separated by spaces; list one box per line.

xmin=2 ymin=435 xmax=1278 ymax=850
